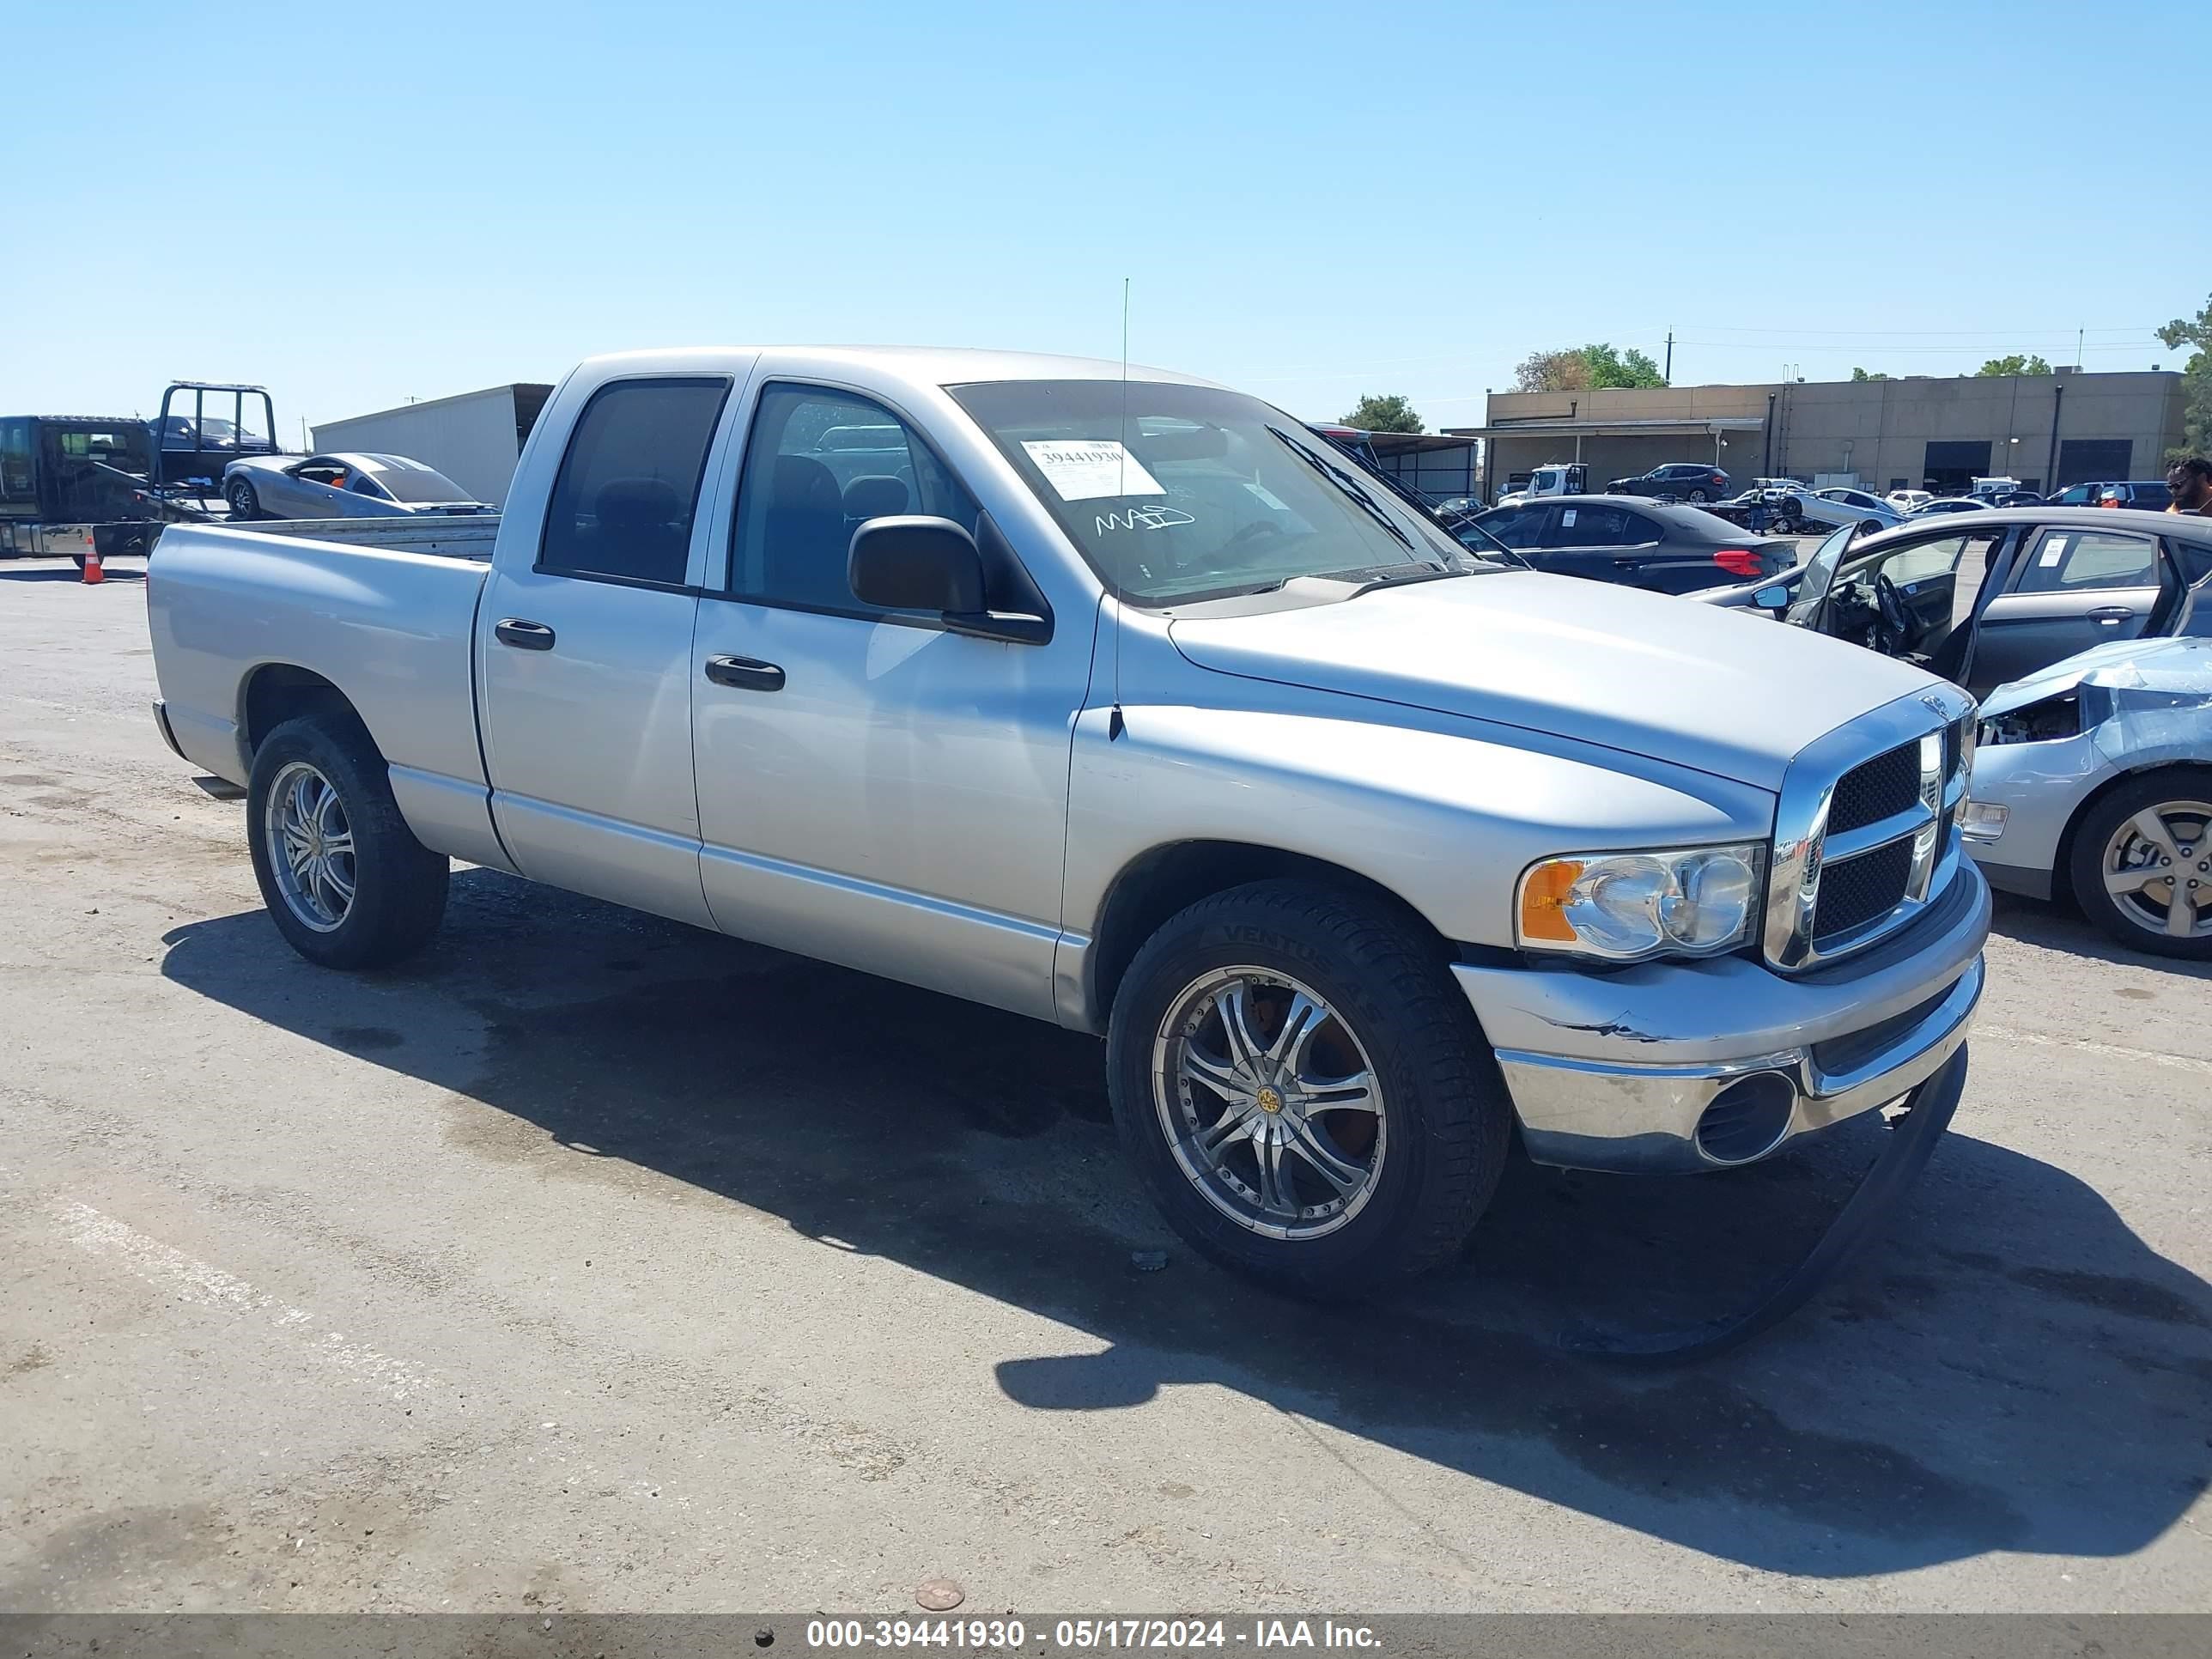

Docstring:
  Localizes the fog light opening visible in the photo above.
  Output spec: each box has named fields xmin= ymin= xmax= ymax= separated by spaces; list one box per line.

xmin=1695 ymin=1072 xmax=1799 ymax=1165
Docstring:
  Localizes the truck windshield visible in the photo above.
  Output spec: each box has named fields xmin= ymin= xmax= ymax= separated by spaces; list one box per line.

xmin=948 ymin=380 xmax=1480 ymax=604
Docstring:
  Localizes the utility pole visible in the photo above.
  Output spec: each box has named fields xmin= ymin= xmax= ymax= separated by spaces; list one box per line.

xmin=1664 ymin=328 xmax=1674 ymax=385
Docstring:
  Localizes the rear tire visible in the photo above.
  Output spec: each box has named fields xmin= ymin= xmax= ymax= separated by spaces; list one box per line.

xmin=2066 ymin=770 xmax=2212 ymax=960
xmin=1686 ymin=488 xmax=1711 ymax=502
xmin=1106 ymin=880 xmax=1511 ymax=1299
xmin=246 ymin=714 xmax=449 ymax=969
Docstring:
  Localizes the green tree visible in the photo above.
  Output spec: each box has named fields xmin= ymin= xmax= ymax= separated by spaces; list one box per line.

xmin=2157 ymin=291 xmax=2212 ymax=460
xmin=1340 ymin=392 xmax=1424 ymax=434
xmin=1974 ymin=354 xmax=2053 ymax=377
xmin=1850 ymin=367 xmax=1891 ymax=381
xmin=1512 ymin=343 xmax=1668 ymax=392
xmin=1578 ymin=343 xmax=1667 ymax=388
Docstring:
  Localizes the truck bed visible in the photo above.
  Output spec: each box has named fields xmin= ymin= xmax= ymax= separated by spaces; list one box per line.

xmin=147 ymin=520 xmax=496 ymax=862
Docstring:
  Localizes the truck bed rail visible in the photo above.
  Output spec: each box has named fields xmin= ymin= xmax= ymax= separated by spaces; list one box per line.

xmin=166 ymin=515 xmax=501 ymax=559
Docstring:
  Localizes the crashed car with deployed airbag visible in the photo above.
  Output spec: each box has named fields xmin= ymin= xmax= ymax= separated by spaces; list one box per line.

xmin=1965 ymin=635 xmax=2212 ymax=958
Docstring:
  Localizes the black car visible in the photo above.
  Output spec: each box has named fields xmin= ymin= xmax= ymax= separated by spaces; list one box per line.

xmin=2095 ymin=480 xmax=2172 ymax=512
xmin=1695 ymin=507 xmax=2212 ymax=696
xmin=1603 ymin=462 xmax=1731 ymax=503
xmin=1462 ymin=495 xmax=1793 ymax=593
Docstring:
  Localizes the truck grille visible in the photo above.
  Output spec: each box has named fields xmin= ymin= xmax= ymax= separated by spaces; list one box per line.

xmin=1827 ymin=743 xmax=1921 ymax=835
xmin=1765 ymin=698 xmax=1974 ymax=971
xmin=1813 ymin=839 xmax=1914 ymax=945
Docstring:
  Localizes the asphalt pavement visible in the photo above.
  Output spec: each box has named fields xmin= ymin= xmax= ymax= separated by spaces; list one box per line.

xmin=2 ymin=557 xmax=2207 ymax=1614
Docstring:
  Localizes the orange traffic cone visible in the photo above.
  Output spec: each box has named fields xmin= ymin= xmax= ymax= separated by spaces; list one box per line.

xmin=81 ymin=544 xmax=104 ymax=585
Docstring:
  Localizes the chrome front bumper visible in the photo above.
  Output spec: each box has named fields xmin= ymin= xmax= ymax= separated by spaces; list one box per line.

xmin=1455 ymin=862 xmax=1990 ymax=1174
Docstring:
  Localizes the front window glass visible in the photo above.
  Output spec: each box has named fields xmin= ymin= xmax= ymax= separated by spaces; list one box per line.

xmin=1796 ymin=523 xmax=1859 ymax=602
xmin=727 ymin=384 xmax=979 ymax=616
xmin=1476 ymin=504 xmax=1549 ymax=548
xmin=947 ymin=380 xmax=1476 ymax=605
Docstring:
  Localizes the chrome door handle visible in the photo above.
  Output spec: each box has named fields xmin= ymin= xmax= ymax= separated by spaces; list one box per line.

xmin=703 ymin=654 xmax=786 ymax=692
xmin=2087 ymin=605 xmax=2134 ymax=624
xmin=494 ymin=617 xmax=556 ymax=650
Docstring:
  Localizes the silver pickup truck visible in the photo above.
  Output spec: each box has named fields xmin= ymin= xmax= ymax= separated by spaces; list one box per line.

xmin=149 ymin=347 xmax=1989 ymax=1297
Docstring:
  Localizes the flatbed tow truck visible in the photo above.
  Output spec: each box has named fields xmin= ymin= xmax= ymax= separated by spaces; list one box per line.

xmin=1 ymin=382 xmax=289 ymax=567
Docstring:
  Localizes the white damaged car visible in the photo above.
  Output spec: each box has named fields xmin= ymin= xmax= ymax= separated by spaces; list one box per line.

xmin=1965 ymin=634 xmax=2212 ymax=958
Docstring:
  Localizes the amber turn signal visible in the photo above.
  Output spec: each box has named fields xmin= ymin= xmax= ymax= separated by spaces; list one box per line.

xmin=1517 ymin=859 xmax=1584 ymax=942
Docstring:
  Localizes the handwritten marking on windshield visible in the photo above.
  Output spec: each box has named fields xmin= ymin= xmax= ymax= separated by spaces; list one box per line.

xmin=1095 ymin=505 xmax=1197 ymax=534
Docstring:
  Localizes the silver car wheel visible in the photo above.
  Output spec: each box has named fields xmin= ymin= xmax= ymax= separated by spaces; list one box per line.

xmin=1151 ymin=966 xmax=1387 ymax=1242
xmin=2100 ymin=799 xmax=2212 ymax=943
xmin=264 ymin=761 xmax=356 ymax=933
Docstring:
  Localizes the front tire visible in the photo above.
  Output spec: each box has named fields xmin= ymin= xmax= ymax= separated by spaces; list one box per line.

xmin=2067 ymin=771 xmax=2212 ymax=959
xmin=246 ymin=714 xmax=449 ymax=969
xmin=228 ymin=477 xmax=260 ymax=521
xmin=1106 ymin=880 xmax=1511 ymax=1299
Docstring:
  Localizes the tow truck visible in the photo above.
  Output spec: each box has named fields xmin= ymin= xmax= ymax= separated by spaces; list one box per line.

xmin=0 ymin=381 xmax=288 ymax=568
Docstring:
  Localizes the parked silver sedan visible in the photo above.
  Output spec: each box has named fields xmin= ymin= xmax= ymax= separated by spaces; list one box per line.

xmin=223 ymin=452 xmax=493 ymax=521
xmin=1965 ymin=634 xmax=2212 ymax=958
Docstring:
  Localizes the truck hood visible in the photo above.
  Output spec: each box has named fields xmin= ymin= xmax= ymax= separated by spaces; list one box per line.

xmin=1167 ymin=570 xmax=1948 ymax=792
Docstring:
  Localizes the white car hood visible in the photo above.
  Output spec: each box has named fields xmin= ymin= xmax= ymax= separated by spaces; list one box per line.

xmin=1168 ymin=570 xmax=1949 ymax=792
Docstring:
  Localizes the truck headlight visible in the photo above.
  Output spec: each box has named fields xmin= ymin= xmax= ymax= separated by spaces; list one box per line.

xmin=1516 ymin=845 xmax=1765 ymax=962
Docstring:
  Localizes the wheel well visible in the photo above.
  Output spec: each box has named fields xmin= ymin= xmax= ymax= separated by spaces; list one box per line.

xmin=1085 ymin=841 xmax=1444 ymax=1027
xmin=240 ymin=664 xmax=359 ymax=758
xmin=2054 ymin=760 xmax=2212 ymax=907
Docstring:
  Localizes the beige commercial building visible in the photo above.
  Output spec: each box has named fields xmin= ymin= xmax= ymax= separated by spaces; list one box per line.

xmin=1460 ymin=369 xmax=2187 ymax=500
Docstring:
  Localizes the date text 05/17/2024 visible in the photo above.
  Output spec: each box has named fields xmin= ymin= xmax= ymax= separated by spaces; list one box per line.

xmin=802 ymin=1618 xmax=1382 ymax=1650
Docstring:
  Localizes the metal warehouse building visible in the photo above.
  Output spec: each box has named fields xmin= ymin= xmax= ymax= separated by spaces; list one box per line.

xmin=1462 ymin=368 xmax=2187 ymax=500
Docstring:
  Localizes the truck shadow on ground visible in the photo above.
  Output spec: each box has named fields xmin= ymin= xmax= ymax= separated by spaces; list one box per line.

xmin=1990 ymin=890 xmax=2212 ymax=981
xmin=160 ymin=869 xmax=2212 ymax=1582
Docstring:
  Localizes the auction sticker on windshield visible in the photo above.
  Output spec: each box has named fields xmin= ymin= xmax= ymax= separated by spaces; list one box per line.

xmin=1021 ymin=440 xmax=1165 ymax=501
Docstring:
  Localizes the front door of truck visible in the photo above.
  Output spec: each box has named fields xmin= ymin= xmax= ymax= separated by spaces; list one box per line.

xmin=689 ymin=380 xmax=1090 ymax=1020
xmin=475 ymin=374 xmax=736 ymax=928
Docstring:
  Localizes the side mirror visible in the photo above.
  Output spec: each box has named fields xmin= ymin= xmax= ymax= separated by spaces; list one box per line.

xmin=849 ymin=516 xmax=986 ymax=613
xmin=848 ymin=515 xmax=1050 ymax=644
xmin=1753 ymin=585 xmax=1790 ymax=610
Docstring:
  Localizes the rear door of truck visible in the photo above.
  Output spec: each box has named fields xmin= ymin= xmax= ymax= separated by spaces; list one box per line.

xmin=472 ymin=369 xmax=747 ymax=928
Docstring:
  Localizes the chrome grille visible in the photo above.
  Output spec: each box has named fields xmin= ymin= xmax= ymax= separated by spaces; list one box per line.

xmin=1764 ymin=690 xmax=1977 ymax=971
xmin=1814 ymin=839 xmax=1914 ymax=944
xmin=1828 ymin=743 xmax=1921 ymax=835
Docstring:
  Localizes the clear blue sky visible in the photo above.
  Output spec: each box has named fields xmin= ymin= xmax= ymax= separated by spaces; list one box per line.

xmin=6 ymin=0 xmax=2205 ymax=437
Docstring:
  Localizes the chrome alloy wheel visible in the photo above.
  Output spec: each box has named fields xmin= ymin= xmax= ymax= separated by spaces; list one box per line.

xmin=2101 ymin=799 xmax=2212 ymax=943
xmin=1151 ymin=967 xmax=1387 ymax=1241
xmin=264 ymin=761 xmax=356 ymax=933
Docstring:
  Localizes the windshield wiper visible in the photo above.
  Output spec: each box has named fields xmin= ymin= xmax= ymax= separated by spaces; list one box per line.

xmin=1311 ymin=562 xmax=1464 ymax=596
xmin=1267 ymin=426 xmax=1420 ymax=556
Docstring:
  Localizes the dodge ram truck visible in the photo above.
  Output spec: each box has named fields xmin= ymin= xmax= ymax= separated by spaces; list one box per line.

xmin=148 ymin=347 xmax=1989 ymax=1298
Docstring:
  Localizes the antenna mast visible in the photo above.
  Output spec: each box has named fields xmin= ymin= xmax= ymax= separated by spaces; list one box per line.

xmin=1109 ymin=277 xmax=1130 ymax=739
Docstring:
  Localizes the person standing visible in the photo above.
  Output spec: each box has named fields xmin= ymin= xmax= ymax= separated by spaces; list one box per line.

xmin=2167 ymin=457 xmax=2212 ymax=515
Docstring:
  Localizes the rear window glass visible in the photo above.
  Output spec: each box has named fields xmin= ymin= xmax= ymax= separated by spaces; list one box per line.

xmin=538 ymin=378 xmax=730 ymax=585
